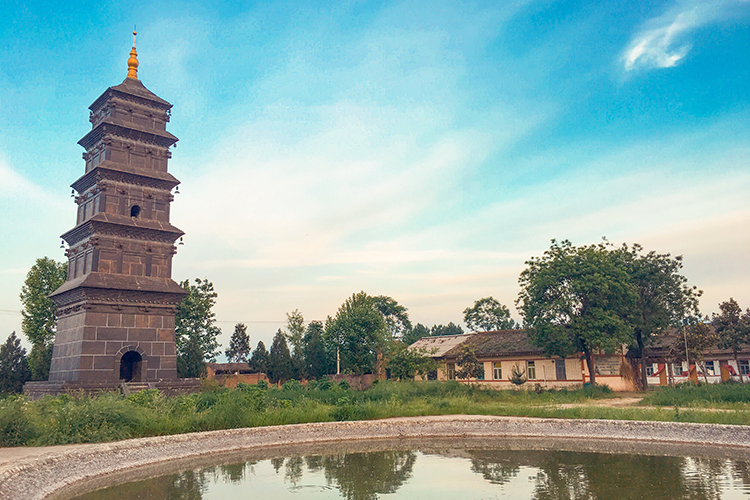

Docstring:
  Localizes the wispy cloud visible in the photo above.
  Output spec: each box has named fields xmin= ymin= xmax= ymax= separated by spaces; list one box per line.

xmin=622 ymin=0 xmax=749 ymax=71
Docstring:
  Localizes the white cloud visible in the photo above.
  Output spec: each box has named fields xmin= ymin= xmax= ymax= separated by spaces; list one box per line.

xmin=0 ymin=156 xmax=44 ymax=198
xmin=622 ymin=0 xmax=749 ymax=71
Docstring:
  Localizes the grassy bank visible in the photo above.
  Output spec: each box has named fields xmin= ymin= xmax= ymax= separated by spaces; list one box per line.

xmin=639 ymin=382 xmax=750 ymax=409
xmin=1 ymin=380 xmax=748 ymax=447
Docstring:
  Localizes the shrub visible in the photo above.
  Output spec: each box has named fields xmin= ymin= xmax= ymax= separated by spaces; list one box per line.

xmin=0 ymin=396 xmax=33 ymax=446
xmin=283 ymin=379 xmax=302 ymax=391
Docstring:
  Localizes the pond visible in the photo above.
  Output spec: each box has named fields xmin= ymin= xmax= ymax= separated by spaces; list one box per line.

xmin=65 ymin=439 xmax=750 ymax=500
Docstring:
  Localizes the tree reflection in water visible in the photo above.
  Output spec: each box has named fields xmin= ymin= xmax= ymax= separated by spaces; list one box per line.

xmin=469 ymin=449 xmax=750 ymax=500
xmin=321 ymin=451 xmax=417 ymax=500
xmin=72 ymin=449 xmax=750 ymax=500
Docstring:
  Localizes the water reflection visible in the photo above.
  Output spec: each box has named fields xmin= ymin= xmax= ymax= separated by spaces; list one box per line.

xmin=72 ymin=448 xmax=750 ymax=500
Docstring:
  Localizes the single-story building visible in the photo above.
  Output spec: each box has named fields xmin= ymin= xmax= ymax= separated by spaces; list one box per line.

xmin=411 ymin=328 xmax=750 ymax=390
xmin=205 ymin=362 xmax=268 ymax=388
xmin=626 ymin=332 xmax=750 ymax=386
xmin=410 ymin=330 xmax=635 ymax=391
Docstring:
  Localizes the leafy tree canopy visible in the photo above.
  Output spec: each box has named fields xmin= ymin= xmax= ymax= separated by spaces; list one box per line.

xmin=20 ymin=257 xmax=67 ymax=347
xmin=618 ymin=243 xmax=701 ymax=389
xmin=268 ymin=329 xmax=294 ymax=384
xmin=455 ymin=345 xmax=483 ymax=380
xmin=20 ymin=257 xmax=66 ymax=380
xmin=324 ymin=291 xmax=388 ymax=375
xmin=681 ymin=317 xmax=718 ymax=382
xmin=387 ymin=342 xmax=436 ymax=381
xmin=430 ymin=322 xmax=463 ymax=337
xmin=284 ymin=309 xmax=305 ymax=356
xmin=176 ymin=278 xmax=222 ymax=377
xmin=226 ymin=323 xmax=251 ymax=363
xmin=517 ymin=239 xmax=637 ymax=385
xmin=402 ymin=323 xmax=431 ymax=345
xmin=303 ymin=320 xmax=332 ymax=379
xmin=713 ymin=298 xmax=750 ymax=382
xmin=249 ymin=340 xmax=269 ymax=374
xmin=372 ymin=295 xmax=412 ymax=339
xmin=0 ymin=332 xmax=30 ymax=394
xmin=463 ymin=296 xmax=517 ymax=332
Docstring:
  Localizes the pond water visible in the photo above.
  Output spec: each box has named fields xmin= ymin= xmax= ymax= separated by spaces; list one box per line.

xmin=69 ymin=445 xmax=750 ymax=500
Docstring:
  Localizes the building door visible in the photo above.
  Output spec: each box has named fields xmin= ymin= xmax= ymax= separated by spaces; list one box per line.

xmin=555 ymin=359 xmax=567 ymax=380
xmin=120 ymin=351 xmax=143 ymax=382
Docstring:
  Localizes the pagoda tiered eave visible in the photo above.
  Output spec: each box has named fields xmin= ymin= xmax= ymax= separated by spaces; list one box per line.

xmin=78 ymin=117 xmax=178 ymax=150
xmin=71 ymin=162 xmax=180 ymax=193
xmin=61 ymin=213 xmax=184 ymax=246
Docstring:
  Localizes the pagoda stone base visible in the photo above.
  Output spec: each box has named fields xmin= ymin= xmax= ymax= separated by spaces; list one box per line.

xmin=23 ymin=378 xmax=201 ymax=400
xmin=49 ymin=301 xmax=179 ymax=383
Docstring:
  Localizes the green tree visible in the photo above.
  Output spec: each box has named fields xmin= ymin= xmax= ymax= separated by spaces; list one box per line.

xmin=402 ymin=323 xmax=430 ymax=345
xmin=372 ymin=296 xmax=412 ymax=339
xmin=713 ymin=298 xmax=750 ymax=383
xmin=455 ymin=345 xmax=483 ymax=380
xmin=225 ymin=323 xmax=251 ymax=363
xmin=268 ymin=329 xmax=294 ymax=384
xmin=249 ymin=340 xmax=269 ymax=373
xmin=463 ymin=296 xmax=517 ymax=332
xmin=387 ymin=342 xmax=436 ymax=381
xmin=177 ymin=336 xmax=206 ymax=378
xmin=682 ymin=318 xmax=718 ymax=383
xmin=303 ymin=320 xmax=331 ymax=379
xmin=284 ymin=309 xmax=305 ymax=355
xmin=175 ymin=278 xmax=222 ymax=377
xmin=517 ymin=239 xmax=637 ymax=385
xmin=284 ymin=309 xmax=306 ymax=379
xmin=0 ymin=332 xmax=31 ymax=394
xmin=324 ymin=292 xmax=388 ymax=375
xmin=508 ymin=363 xmax=527 ymax=386
xmin=19 ymin=257 xmax=67 ymax=380
xmin=430 ymin=322 xmax=463 ymax=336
xmin=619 ymin=244 xmax=701 ymax=390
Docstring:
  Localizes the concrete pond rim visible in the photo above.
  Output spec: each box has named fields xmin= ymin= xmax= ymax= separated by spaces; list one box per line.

xmin=3 ymin=415 xmax=750 ymax=500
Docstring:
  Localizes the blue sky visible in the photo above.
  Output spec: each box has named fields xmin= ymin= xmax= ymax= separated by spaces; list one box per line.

xmin=1 ymin=0 xmax=749 ymax=352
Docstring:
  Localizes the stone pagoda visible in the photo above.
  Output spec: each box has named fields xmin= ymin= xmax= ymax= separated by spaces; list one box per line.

xmin=25 ymin=34 xmax=199 ymax=397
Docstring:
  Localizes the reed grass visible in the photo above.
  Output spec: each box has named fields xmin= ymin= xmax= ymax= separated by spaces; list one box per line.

xmin=2 ymin=380 xmax=749 ymax=447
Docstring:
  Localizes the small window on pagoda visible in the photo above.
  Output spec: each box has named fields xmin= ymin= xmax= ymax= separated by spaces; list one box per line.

xmin=130 ymin=205 xmax=141 ymax=218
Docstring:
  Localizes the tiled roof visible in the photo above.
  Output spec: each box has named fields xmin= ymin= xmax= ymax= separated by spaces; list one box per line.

xmin=409 ymin=334 xmax=472 ymax=357
xmin=444 ymin=330 xmax=543 ymax=359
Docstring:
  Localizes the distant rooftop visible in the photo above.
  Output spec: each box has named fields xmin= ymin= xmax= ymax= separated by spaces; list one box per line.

xmin=409 ymin=334 xmax=472 ymax=357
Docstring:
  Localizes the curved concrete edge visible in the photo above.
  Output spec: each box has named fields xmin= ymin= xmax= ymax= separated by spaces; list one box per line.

xmin=2 ymin=415 xmax=750 ymax=500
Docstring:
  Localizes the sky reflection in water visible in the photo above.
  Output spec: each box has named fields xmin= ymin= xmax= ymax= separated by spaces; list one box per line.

xmin=73 ymin=449 xmax=750 ymax=500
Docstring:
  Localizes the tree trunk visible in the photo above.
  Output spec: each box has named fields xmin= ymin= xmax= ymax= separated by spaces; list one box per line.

xmin=637 ymin=330 xmax=648 ymax=391
xmin=585 ymin=349 xmax=596 ymax=385
xmin=698 ymin=360 xmax=709 ymax=384
xmin=734 ymin=350 xmax=744 ymax=384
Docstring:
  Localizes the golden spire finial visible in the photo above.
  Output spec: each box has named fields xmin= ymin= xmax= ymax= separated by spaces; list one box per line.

xmin=127 ymin=29 xmax=139 ymax=80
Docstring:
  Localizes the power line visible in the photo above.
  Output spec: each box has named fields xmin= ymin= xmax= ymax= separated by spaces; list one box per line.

xmin=215 ymin=320 xmax=285 ymax=324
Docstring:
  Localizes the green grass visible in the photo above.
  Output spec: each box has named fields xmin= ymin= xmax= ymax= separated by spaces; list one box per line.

xmin=2 ymin=380 xmax=749 ymax=447
xmin=639 ymin=382 xmax=750 ymax=409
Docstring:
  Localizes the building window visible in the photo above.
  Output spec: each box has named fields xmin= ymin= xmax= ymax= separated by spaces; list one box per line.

xmin=555 ymin=359 xmax=567 ymax=380
xmin=646 ymin=364 xmax=654 ymax=376
xmin=477 ymin=365 xmax=484 ymax=380
xmin=447 ymin=363 xmax=456 ymax=380
xmin=493 ymin=362 xmax=502 ymax=380
xmin=704 ymin=360 xmax=715 ymax=376
xmin=527 ymin=361 xmax=536 ymax=380
xmin=740 ymin=360 xmax=749 ymax=376
xmin=130 ymin=205 xmax=141 ymax=217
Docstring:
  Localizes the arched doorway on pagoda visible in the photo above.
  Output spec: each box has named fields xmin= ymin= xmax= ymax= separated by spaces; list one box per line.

xmin=118 ymin=347 xmax=146 ymax=382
